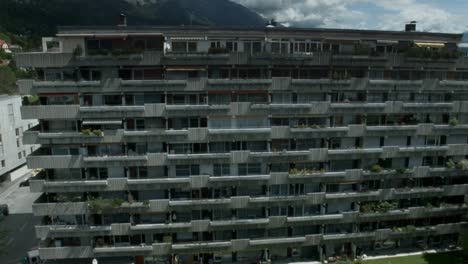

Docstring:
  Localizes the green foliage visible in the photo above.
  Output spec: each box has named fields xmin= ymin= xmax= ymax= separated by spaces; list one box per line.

xmin=0 ymin=33 xmax=11 ymax=43
xmin=446 ymin=159 xmax=456 ymax=169
xmin=396 ymin=168 xmax=408 ymax=174
xmin=22 ymin=95 xmax=39 ymax=106
xmin=88 ymin=197 xmax=124 ymax=213
xmin=92 ymin=129 xmax=103 ymax=136
xmin=370 ymin=164 xmax=383 ymax=173
xmin=0 ymin=49 xmax=12 ymax=60
xmin=361 ymin=201 xmax=398 ymax=213
xmin=393 ymin=225 xmax=417 ymax=232
xmin=80 ymin=129 xmax=92 ymax=135
xmin=0 ymin=66 xmax=16 ymax=94
xmin=449 ymin=117 xmax=459 ymax=126
xmin=72 ymin=45 xmax=83 ymax=57
xmin=289 ymin=168 xmax=325 ymax=175
xmin=456 ymin=159 xmax=468 ymax=170
xmin=405 ymin=46 xmax=461 ymax=60
xmin=81 ymin=129 xmax=103 ymax=136
xmin=0 ymin=0 xmax=266 ymax=38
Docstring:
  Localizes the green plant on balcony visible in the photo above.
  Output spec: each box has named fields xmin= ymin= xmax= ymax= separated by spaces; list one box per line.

xmin=88 ymin=198 xmax=124 ymax=213
xmin=80 ymin=129 xmax=92 ymax=135
xmin=449 ymin=117 xmax=459 ymax=126
xmin=370 ymin=164 xmax=383 ymax=173
xmin=396 ymin=168 xmax=408 ymax=174
xmin=405 ymin=46 xmax=461 ymax=60
xmin=456 ymin=159 xmax=468 ymax=170
xmin=289 ymin=168 xmax=325 ymax=175
xmin=22 ymin=96 xmax=39 ymax=106
xmin=72 ymin=45 xmax=83 ymax=57
xmin=92 ymin=129 xmax=103 ymax=137
xmin=446 ymin=159 xmax=456 ymax=169
xmin=361 ymin=201 xmax=398 ymax=213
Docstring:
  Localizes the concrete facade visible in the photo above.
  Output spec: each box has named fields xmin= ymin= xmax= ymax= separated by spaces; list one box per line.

xmin=17 ymin=26 xmax=468 ymax=263
xmin=0 ymin=96 xmax=37 ymax=181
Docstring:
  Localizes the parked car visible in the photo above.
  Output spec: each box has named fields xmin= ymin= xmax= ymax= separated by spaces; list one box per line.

xmin=0 ymin=204 xmax=8 ymax=216
xmin=22 ymin=249 xmax=44 ymax=264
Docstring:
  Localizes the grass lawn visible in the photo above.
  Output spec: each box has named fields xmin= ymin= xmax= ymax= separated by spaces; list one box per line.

xmin=362 ymin=251 xmax=464 ymax=264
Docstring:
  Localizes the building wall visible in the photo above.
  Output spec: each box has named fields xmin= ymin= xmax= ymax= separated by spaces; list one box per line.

xmin=0 ymin=96 xmax=38 ymax=179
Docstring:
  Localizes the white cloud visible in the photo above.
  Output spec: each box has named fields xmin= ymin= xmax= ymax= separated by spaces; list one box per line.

xmin=373 ymin=0 xmax=466 ymax=33
xmin=233 ymin=0 xmax=366 ymax=29
xmin=231 ymin=0 xmax=467 ymax=33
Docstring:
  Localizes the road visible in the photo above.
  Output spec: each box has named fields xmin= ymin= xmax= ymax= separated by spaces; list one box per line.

xmin=0 ymin=214 xmax=41 ymax=264
xmin=0 ymin=169 xmax=42 ymax=263
xmin=0 ymin=170 xmax=41 ymax=214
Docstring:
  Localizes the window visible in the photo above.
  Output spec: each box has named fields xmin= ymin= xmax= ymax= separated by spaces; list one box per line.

xmin=188 ymin=42 xmax=197 ymax=52
xmin=0 ymin=134 xmax=2 ymax=143
xmin=16 ymin=139 xmax=20 ymax=148
xmin=213 ymin=164 xmax=230 ymax=176
xmin=18 ymin=152 xmax=22 ymax=159
xmin=15 ymin=128 xmax=20 ymax=136
xmin=8 ymin=104 xmax=14 ymax=126
xmin=238 ymin=163 xmax=262 ymax=176
xmin=136 ymin=119 xmax=145 ymax=130
xmin=172 ymin=42 xmax=188 ymax=53
xmin=1 ymin=160 xmax=4 ymax=167
xmin=23 ymin=150 xmax=26 ymax=157
xmin=175 ymin=165 xmax=200 ymax=177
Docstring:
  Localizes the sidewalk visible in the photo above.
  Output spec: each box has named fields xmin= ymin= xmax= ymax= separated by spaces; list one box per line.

xmin=0 ymin=165 xmax=32 ymax=196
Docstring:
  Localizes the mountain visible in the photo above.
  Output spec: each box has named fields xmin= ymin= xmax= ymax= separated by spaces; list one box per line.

xmin=0 ymin=0 xmax=266 ymax=37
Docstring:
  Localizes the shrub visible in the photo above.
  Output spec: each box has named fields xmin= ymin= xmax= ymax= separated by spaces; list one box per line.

xmin=370 ymin=164 xmax=383 ymax=173
xmin=456 ymin=159 xmax=468 ymax=170
xmin=449 ymin=117 xmax=459 ymax=126
xmin=22 ymin=96 xmax=39 ymax=106
xmin=446 ymin=159 xmax=456 ymax=169
xmin=81 ymin=129 xmax=92 ymax=135
xmin=396 ymin=168 xmax=408 ymax=174
xmin=361 ymin=201 xmax=398 ymax=213
xmin=92 ymin=129 xmax=103 ymax=136
xmin=72 ymin=45 xmax=83 ymax=57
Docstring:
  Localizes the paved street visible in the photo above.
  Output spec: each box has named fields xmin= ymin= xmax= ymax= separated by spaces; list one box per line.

xmin=0 ymin=214 xmax=41 ymax=264
xmin=0 ymin=170 xmax=41 ymax=214
xmin=0 ymin=169 xmax=42 ymax=263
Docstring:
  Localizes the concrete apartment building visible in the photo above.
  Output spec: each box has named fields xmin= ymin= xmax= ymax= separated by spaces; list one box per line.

xmin=16 ymin=24 xmax=468 ymax=263
xmin=0 ymin=95 xmax=37 ymax=182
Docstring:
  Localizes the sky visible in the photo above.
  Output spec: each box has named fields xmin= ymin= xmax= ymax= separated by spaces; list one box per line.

xmin=232 ymin=0 xmax=468 ymax=33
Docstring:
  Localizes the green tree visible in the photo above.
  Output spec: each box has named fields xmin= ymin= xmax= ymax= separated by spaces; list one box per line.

xmin=0 ymin=66 xmax=16 ymax=95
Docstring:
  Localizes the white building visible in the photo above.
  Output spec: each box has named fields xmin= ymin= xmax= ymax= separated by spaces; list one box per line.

xmin=0 ymin=95 xmax=38 ymax=181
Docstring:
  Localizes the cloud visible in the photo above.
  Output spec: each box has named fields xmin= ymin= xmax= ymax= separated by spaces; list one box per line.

xmin=232 ymin=0 xmax=467 ymax=33
xmin=233 ymin=0 xmax=366 ymax=29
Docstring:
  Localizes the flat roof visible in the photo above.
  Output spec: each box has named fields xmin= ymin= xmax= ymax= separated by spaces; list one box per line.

xmin=56 ymin=26 xmax=463 ymax=43
xmin=0 ymin=95 xmax=20 ymax=102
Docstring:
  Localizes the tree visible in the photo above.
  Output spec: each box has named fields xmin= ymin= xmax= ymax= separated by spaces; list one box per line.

xmin=0 ymin=66 xmax=16 ymax=95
